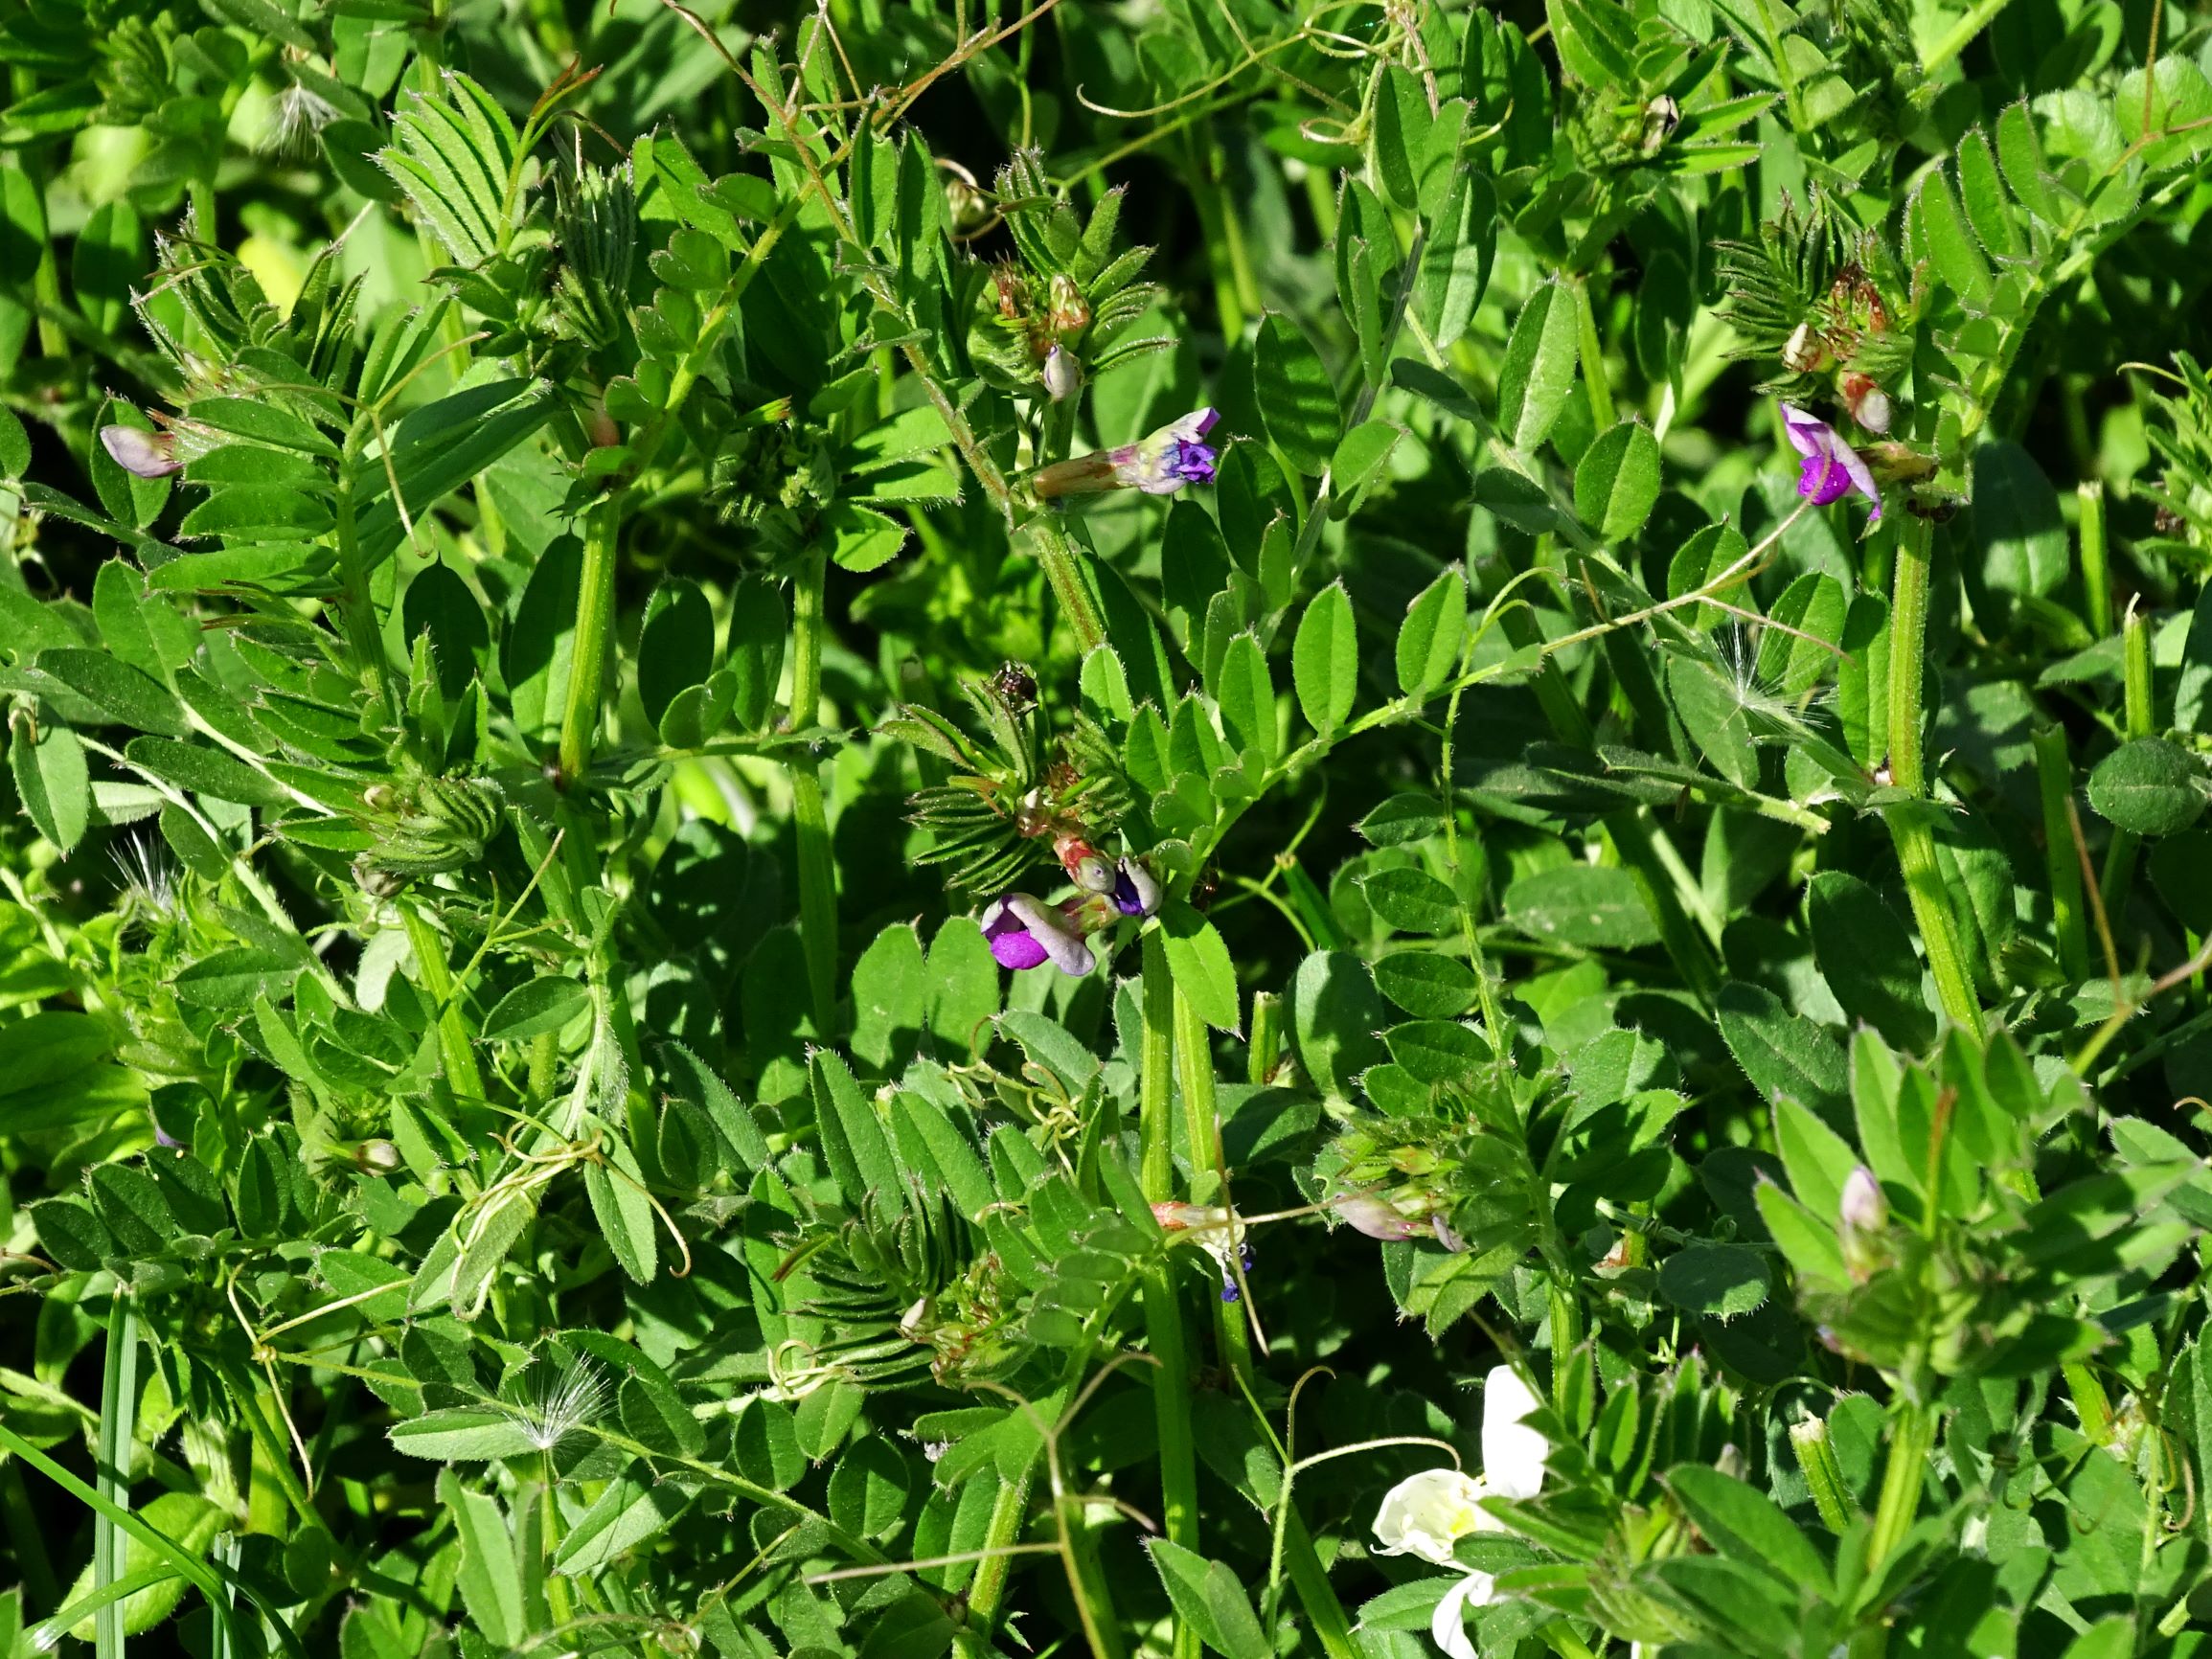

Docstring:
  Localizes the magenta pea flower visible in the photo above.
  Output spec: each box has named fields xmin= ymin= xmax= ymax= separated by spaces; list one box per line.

xmin=979 ymin=893 xmax=1094 ymax=975
xmin=1780 ymin=403 xmax=1881 ymax=523
xmin=1031 ymin=408 xmax=1220 ymax=499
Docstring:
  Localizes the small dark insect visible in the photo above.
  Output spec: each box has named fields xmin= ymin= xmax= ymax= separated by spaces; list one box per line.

xmin=992 ymin=660 xmax=1038 ymax=713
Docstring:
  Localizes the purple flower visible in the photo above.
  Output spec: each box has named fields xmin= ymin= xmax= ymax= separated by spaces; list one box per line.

xmin=1780 ymin=403 xmax=1881 ymax=523
xmin=979 ymin=894 xmax=1094 ymax=976
xmin=1111 ymin=857 xmax=1161 ymax=918
xmin=100 ymin=424 xmax=180 ymax=480
xmin=1031 ymin=409 xmax=1221 ymax=499
xmin=1113 ymin=408 xmax=1220 ymax=494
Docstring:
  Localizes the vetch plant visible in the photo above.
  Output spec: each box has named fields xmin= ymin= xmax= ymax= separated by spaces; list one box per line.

xmin=2 ymin=1 xmax=2212 ymax=1657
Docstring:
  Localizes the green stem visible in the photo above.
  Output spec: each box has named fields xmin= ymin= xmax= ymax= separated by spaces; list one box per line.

xmin=95 ymin=1296 xmax=138 ymax=1659
xmin=402 ymin=903 xmax=486 ymax=1101
xmin=2034 ymin=726 xmax=2091 ymax=983
xmin=1920 ymin=0 xmax=2018 ymax=74
xmin=1865 ymin=1398 xmax=1937 ymax=1569
xmin=2099 ymin=603 xmax=2155 ymax=928
xmin=1139 ymin=930 xmax=1176 ymax=1200
xmin=2078 ymin=481 xmax=2111 ymax=639
xmin=1031 ymin=516 xmax=1109 ymax=656
xmin=787 ymin=546 xmax=838 ymax=1035
xmin=1141 ymin=1264 xmax=1201 ymax=1659
xmin=1057 ymin=1486 xmax=1126 ymax=1659
xmin=955 ymin=1470 xmax=1034 ymax=1656
xmin=557 ymin=496 xmax=622 ymax=785
xmin=1883 ymin=515 xmax=1983 ymax=1034
xmin=1174 ymin=989 xmax=1225 ymax=1208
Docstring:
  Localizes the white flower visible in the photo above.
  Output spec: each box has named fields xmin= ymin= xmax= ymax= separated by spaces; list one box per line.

xmin=1374 ymin=1467 xmax=1500 ymax=1565
xmin=1372 ymin=1365 xmax=1548 ymax=1659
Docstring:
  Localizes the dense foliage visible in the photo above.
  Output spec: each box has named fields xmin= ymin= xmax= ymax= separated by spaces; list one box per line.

xmin=5 ymin=0 xmax=2212 ymax=1654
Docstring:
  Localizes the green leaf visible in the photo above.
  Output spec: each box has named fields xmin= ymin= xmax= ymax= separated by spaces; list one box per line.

xmin=1503 ymin=865 xmax=1660 ymax=949
xmin=551 ymin=1476 xmax=687 ymax=1575
xmin=1573 ymin=420 xmax=1661 ymax=542
xmin=1413 ymin=168 xmax=1495 ymax=350
xmin=0 ymin=406 xmax=29 ymax=478
xmin=1754 ymin=1182 xmax=1850 ymax=1292
xmin=34 ymin=650 xmax=187 ymax=738
xmin=123 ymin=737 xmax=288 ymax=808
xmin=813 ymin=1049 xmax=905 ymax=1217
xmin=1212 ymin=632 xmax=1276 ymax=768
xmin=1373 ymin=950 xmax=1478 ymax=1018
xmin=1328 ymin=420 xmax=1402 ymax=512
xmin=1806 ymin=871 xmax=1935 ymax=1052
xmin=389 ymin=1408 xmax=539 ymax=1462
xmin=637 ymin=579 xmax=715 ymax=731
xmin=1396 ymin=570 xmax=1468 ymax=696
xmin=1915 ymin=169 xmax=1994 ymax=314
xmin=437 ymin=1472 xmax=523 ymax=1648
xmin=1147 ymin=1539 xmax=1272 ymax=1659
xmin=1290 ymin=949 xmax=1387 ymax=1101
xmin=620 ymin=1372 xmax=706 ymax=1460
xmin=1293 ymin=582 xmax=1358 ymax=735
xmin=827 ymin=1439 xmax=912 ymax=1540
xmin=377 ymin=73 xmax=520 ymax=264
xmin=583 ymin=1132 xmax=658 ymax=1284
xmin=724 ymin=574 xmax=787 ymax=732
xmin=1162 ymin=900 xmax=1240 ymax=1031
xmin=173 ymin=948 xmax=300 ymax=1009
xmin=1496 ymin=281 xmax=1580 ymax=452
xmin=11 ymin=718 xmax=88 ymax=852
xmin=2088 ymin=739 xmax=2205 ymax=835
xmin=1368 ymin=66 xmax=1433 ymax=211
xmin=1971 ymin=442 xmax=2066 ymax=606
xmin=1664 ymin=1466 xmax=1832 ymax=1593
xmin=1666 ymin=659 xmax=1759 ymax=788
xmin=1657 ymin=1242 xmax=1770 ymax=1320
xmin=480 ymin=978 xmax=590 ymax=1042
xmin=1718 ymin=982 xmax=1849 ymax=1120
xmin=1756 ymin=572 xmax=1848 ymax=698
xmin=1253 ymin=313 xmax=1340 ymax=475
xmin=1361 ymin=868 xmax=1460 ymax=934
xmin=1772 ymin=1097 xmax=1859 ymax=1226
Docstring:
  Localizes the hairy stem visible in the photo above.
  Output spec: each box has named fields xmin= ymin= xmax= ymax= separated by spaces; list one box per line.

xmin=953 ymin=1470 xmax=1033 ymax=1656
xmin=402 ymin=903 xmax=486 ymax=1101
xmin=1030 ymin=515 xmax=1109 ymax=655
xmin=556 ymin=496 xmax=622 ymax=785
xmin=1883 ymin=514 xmax=1982 ymax=1034
xmin=1866 ymin=1397 xmax=1937 ymax=1569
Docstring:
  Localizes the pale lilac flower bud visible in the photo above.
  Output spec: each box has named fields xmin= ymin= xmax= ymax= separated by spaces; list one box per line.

xmin=1838 ymin=372 xmax=1892 ymax=435
xmin=1042 ymin=343 xmax=1080 ymax=402
xmin=978 ymin=893 xmax=1094 ymax=975
xmin=1838 ymin=1165 xmax=1890 ymax=1282
xmin=1054 ymin=832 xmax=1117 ymax=895
xmin=100 ymin=424 xmax=180 ymax=479
xmin=1780 ymin=403 xmax=1881 ymax=522
xmin=1839 ymin=1166 xmax=1887 ymax=1232
xmin=1335 ymin=1193 xmax=1424 ymax=1241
